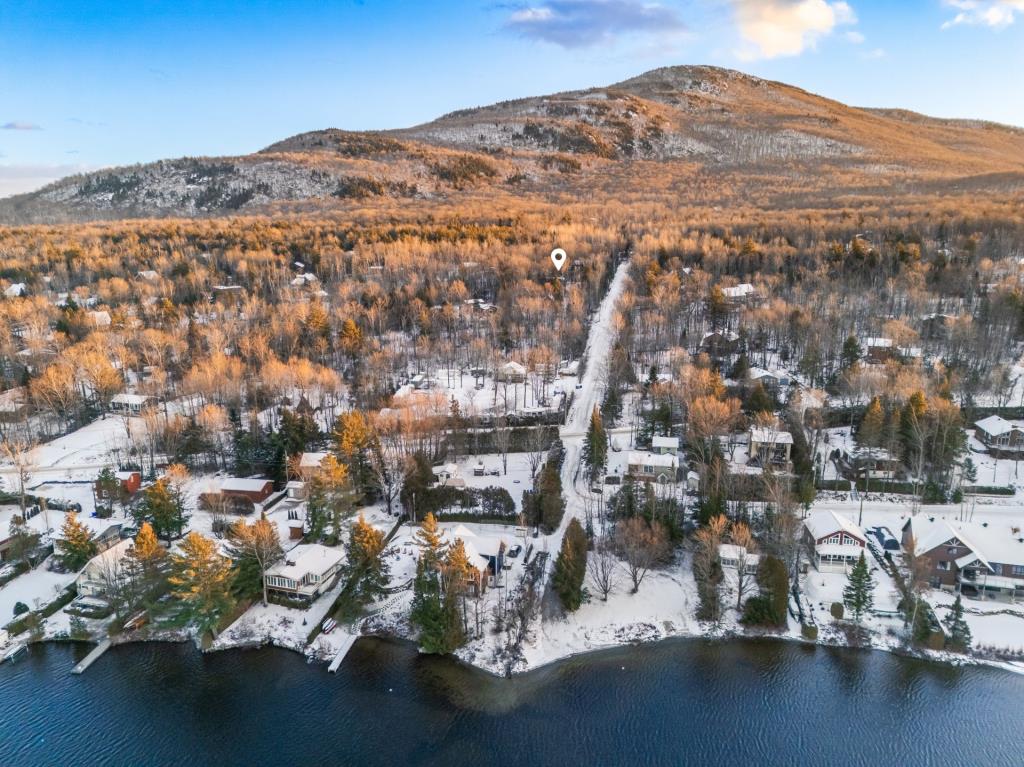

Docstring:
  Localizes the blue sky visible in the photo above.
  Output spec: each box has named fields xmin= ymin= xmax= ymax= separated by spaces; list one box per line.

xmin=1 ymin=0 xmax=1022 ymax=196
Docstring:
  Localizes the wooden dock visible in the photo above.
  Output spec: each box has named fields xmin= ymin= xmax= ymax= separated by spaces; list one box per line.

xmin=71 ymin=639 xmax=111 ymax=675
xmin=327 ymin=634 xmax=358 ymax=673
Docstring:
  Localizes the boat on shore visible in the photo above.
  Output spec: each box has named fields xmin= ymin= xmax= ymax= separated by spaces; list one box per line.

xmin=2 ymin=642 xmax=28 ymax=664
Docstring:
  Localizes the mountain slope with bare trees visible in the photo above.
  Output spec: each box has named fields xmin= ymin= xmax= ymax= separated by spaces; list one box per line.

xmin=2 ymin=65 xmax=1023 ymax=224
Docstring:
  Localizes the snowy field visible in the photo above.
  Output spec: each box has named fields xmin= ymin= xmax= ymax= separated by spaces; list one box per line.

xmin=0 ymin=557 xmax=75 ymax=625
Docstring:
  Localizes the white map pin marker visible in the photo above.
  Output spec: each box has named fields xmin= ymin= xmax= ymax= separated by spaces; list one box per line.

xmin=550 ymin=248 xmax=567 ymax=272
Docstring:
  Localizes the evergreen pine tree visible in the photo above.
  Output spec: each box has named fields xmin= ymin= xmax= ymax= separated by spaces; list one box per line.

xmin=413 ymin=512 xmax=448 ymax=569
xmin=124 ymin=522 xmax=168 ymax=601
xmin=346 ymin=513 xmax=389 ymax=604
xmin=538 ymin=464 xmax=566 ymax=532
xmin=58 ymin=512 xmax=97 ymax=571
xmin=841 ymin=335 xmax=862 ymax=369
xmin=943 ymin=594 xmax=973 ymax=652
xmin=553 ymin=518 xmax=588 ymax=611
xmin=168 ymin=531 xmax=234 ymax=634
xmin=94 ymin=467 xmax=123 ymax=514
xmin=859 ymin=397 xmax=885 ymax=448
xmin=134 ymin=479 xmax=181 ymax=545
xmin=843 ymin=552 xmax=875 ymax=623
xmin=582 ymin=407 xmax=607 ymax=483
xmin=745 ymin=382 xmax=774 ymax=415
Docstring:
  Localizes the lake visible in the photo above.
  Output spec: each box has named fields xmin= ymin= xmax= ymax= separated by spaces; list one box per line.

xmin=1 ymin=638 xmax=1021 ymax=766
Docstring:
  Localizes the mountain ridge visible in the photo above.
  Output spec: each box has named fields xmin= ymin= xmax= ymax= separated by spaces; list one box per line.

xmin=3 ymin=65 xmax=1023 ymax=224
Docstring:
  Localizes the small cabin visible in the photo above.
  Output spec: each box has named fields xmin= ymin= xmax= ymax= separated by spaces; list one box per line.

xmin=109 ymin=392 xmax=155 ymax=415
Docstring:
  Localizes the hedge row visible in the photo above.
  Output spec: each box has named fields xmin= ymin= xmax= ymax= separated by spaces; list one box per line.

xmin=963 ymin=485 xmax=1015 ymax=496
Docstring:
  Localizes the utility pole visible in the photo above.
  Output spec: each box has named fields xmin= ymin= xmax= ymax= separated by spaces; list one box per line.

xmin=858 ymin=463 xmax=866 ymax=528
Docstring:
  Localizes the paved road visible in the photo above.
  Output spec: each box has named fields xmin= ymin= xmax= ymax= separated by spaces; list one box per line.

xmin=539 ymin=260 xmax=631 ymax=619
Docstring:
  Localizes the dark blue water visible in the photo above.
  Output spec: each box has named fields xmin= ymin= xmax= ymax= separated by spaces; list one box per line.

xmin=1 ymin=638 xmax=1021 ymax=766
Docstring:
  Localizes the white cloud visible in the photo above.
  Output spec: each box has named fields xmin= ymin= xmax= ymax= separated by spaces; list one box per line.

xmin=2 ymin=121 xmax=42 ymax=131
xmin=732 ymin=0 xmax=858 ymax=60
xmin=503 ymin=0 xmax=686 ymax=48
xmin=942 ymin=0 xmax=1024 ymax=28
xmin=861 ymin=47 xmax=885 ymax=58
xmin=845 ymin=29 xmax=865 ymax=43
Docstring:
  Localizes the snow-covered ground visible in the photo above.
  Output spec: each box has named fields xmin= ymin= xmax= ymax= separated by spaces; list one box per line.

xmin=213 ymin=579 xmax=346 ymax=654
xmin=0 ymin=557 xmax=75 ymax=625
xmin=931 ymin=589 xmax=1024 ymax=654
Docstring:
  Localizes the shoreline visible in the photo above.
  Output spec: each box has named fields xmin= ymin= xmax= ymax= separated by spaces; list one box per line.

xmin=29 ymin=625 xmax=1024 ymax=682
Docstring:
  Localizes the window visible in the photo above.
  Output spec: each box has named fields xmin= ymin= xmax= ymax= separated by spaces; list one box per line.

xmin=936 ymin=561 xmax=950 ymax=571
xmin=946 ymin=547 xmax=958 ymax=556
xmin=643 ymin=465 xmax=654 ymax=474
xmin=1012 ymin=566 xmax=1024 ymax=577
xmin=826 ymin=534 xmax=840 ymax=545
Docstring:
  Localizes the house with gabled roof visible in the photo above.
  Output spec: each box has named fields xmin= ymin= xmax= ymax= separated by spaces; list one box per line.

xmin=974 ymin=415 xmax=1024 ymax=458
xmin=803 ymin=511 xmax=867 ymax=573
xmin=902 ymin=517 xmax=1024 ymax=600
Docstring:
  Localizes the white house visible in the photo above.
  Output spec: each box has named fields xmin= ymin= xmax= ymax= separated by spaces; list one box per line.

xmin=748 ymin=427 xmax=793 ymax=468
xmin=721 ymin=283 xmax=758 ymax=304
xmin=109 ymin=392 xmax=155 ymax=415
xmin=718 ymin=543 xmax=760 ymax=575
xmin=651 ymin=435 xmax=680 ymax=455
xmin=264 ymin=544 xmax=345 ymax=602
xmin=803 ymin=511 xmax=867 ymax=573
xmin=432 ymin=462 xmax=466 ymax=488
xmin=748 ymin=367 xmax=790 ymax=393
xmin=4 ymin=283 xmax=27 ymax=298
xmin=627 ymin=451 xmax=677 ymax=483
xmin=76 ymin=538 xmax=133 ymax=597
xmin=974 ymin=415 xmax=1024 ymax=458
xmin=297 ymin=451 xmax=329 ymax=478
xmin=497 ymin=361 xmax=527 ymax=383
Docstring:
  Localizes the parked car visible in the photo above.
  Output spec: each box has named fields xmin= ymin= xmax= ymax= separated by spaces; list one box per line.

xmin=875 ymin=526 xmax=900 ymax=551
xmin=507 ymin=545 xmax=522 ymax=559
xmin=0 ymin=564 xmax=17 ymax=581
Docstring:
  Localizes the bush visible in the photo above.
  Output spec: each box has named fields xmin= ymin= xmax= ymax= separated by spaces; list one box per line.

xmin=830 ymin=602 xmax=844 ymax=620
xmin=741 ymin=555 xmax=789 ymax=627
xmin=963 ymin=485 xmax=1015 ymax=496
xmin=13 ymin=601 xmax=29 ymax=617
xmin=816 ymin=479 xmax=852 ymax=491
xmin=801 ymin=623 xmax=819 ymax=640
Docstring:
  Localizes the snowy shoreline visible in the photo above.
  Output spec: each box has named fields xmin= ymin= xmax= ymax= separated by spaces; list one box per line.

xmin=32 ymin=622 xmax=1024 ymax=681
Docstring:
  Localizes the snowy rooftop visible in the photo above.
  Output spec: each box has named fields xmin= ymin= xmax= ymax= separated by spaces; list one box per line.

xmin=110 ymin=392 xmax=152 ymax=406
xmin=904 ymin=517 xmax=1024 ymax=569
xmin=268 ymin=544 xmax=344 ymax=581
xmin=53 ymin=514 xmax=122 ymax=541
xmin=748 ymin=367 xmax=787 ymax=381
xmin=627 ymin=451 xmax=677 ymax=468
xmin=718 ymin=543 xmax=759 ymax=564
xmin=701 ymin=330 xmax=739 ymax=342
xmin=721 ymin=283 xmax=755 ymax=298
xmin=749 ymin=427 xmax=793 ymax=444
xmin=974 ymin=415 xmax=1022 ymax=437
xmin=805 ymin=510 xmax=864 ymax=542
xmin=220 ymin=477 xmax=273 ymax=493
xmin=298 ymin=451 xmax=328 ymax=469
xmin=651 ymin=435 xmax=679 ymax=450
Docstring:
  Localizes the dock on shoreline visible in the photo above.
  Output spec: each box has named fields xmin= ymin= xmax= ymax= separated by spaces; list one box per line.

xmin=72 ymin=639 xmax=112 ymax=674
xmin=328 ymin=634 xmax=358 ymax=673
